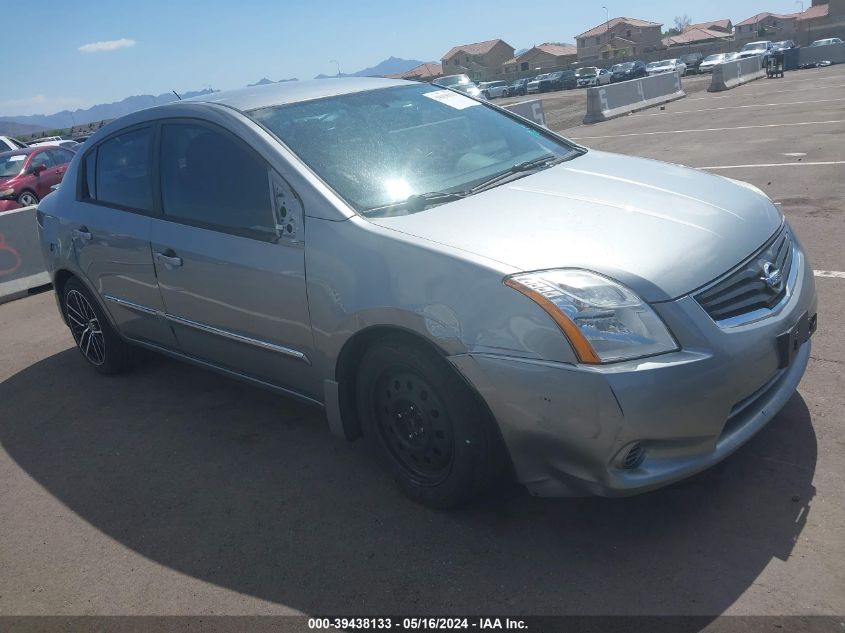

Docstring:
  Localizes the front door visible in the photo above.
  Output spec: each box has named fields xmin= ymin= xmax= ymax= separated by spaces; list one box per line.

xmin=149 ymin=120 xmax=317 ymax=398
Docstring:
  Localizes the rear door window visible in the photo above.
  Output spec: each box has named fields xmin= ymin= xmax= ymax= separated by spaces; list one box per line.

xmin=95 ymin=127 xmax=153 ymax=211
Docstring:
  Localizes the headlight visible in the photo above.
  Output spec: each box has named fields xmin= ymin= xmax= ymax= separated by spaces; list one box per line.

xmin=505 ymin=269 xmax=678 ymax=364
xmin=0 ymin=187 xmax=15 ymax=199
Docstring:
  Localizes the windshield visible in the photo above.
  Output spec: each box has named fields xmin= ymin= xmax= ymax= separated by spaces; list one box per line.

xmin=249 ymin=84 xmax=580 ymax=216
xmin=578 ymin=68 xmax=597 ymax=76
xmin=436 ymin=75 xmax=470 ymax=87
xmin=617 ymin=62 xmax=635 ymax=71
xmin=0 ymin=152 xmax=27 ymax=178
xmin=742 ymin=42 xmax=767 ymax=51
xmin=703 ymin=54 xmax=725 ymax=62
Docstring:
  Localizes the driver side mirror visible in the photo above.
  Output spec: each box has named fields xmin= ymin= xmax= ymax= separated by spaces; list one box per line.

xmin=30 ymin=163 xmax=46 ymax=176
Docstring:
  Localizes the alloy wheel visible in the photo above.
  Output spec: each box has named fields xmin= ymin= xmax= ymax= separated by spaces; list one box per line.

xmin=65 ymin=289 xmax=106 ymax=366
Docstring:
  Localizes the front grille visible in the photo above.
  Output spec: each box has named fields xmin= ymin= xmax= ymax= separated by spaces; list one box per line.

xmin=696 ymin=230 xmax=793 ymax=322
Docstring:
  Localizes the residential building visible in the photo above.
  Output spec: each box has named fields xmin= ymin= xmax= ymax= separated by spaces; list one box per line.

xmin=440 ymin=39 xmax=515 ymax=82
xmin=575 ymin=17 xmax=663 ymax=63
xmin=734 ymin=12 xmax=799 ymax=43
xmin=502 ymin=43 xmax=577 ymax=74
xmin=795 ymin=0 xmax=845 ymax=45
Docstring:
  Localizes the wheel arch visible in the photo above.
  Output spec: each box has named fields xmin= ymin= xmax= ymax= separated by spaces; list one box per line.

xmin=331 ymin=326 xmax=511 ymax=474
xmin=332 ymin=325 xmax=450 ymax=441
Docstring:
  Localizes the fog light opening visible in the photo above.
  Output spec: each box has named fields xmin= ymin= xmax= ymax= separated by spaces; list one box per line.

xmin=619 ymin=442 xmax=645 ymax=470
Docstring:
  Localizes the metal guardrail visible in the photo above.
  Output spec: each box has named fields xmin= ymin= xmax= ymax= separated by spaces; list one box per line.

xmin=0 ymin=205 xmax=50 ymax=304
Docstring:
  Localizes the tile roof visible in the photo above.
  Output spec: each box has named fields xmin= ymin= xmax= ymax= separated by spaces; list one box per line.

xmin=441 ymin=39 xmax=511 ymax=60
xmin=535 ymin=43 xmax=578 ymax=57
xmin=795 ymin=4 xmax=829 ymax=20
xmin=735 ymin=12 xmax=798 ymax=27
xmin=688 ymin=19 xmax=732 ymax=32
xmin=505 ymin=42 xmax=577 ymax=64
xmin=577 ymin=17 xmax=662 ymax=39
xmin=391 ymin=62 xmax=442 ymax=79
xmin=663 ymin=27 xmax=733 ymax=47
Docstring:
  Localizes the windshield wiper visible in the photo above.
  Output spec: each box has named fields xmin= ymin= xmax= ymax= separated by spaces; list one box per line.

xmin=363 ymin=190 xmax=467 ymax=216
xmin=467 ymin=153 xmax=571 ymax=195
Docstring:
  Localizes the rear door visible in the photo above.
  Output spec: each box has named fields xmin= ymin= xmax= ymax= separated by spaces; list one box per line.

xmin=47 ymin=147 xmax=75 ymax=185
xmin=148 ymin=119 xmax=317 ymax=397
xmin=71 ymin=125 xmax=179 ymax=348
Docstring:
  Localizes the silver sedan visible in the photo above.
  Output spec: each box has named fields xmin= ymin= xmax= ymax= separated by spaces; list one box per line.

xmin=37 ymin=78 xmax=817 ymax=507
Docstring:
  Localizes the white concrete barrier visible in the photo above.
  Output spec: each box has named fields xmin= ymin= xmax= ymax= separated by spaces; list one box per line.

xmin=709 ymin=57 xmax=765 ymax=92
xmin=583 ymin=72 xmax=685 ymax=124
xmin=0 ymin=205 xmax=50 ymax=304
xmin=798 ymin=42 xmax=845 ymax=66
xmin=503 ymin=99 xmax=546 ymax=127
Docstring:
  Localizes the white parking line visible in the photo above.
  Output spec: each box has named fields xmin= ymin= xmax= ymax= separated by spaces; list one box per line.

xmin=635 ymin=97 xmax=845 ymax=116
xmin=570 ymin=119 xmax=845 ymax=140
xmin=815 ymin=270 xmax=845 ymax=279
xmin=701 ymin=161 xmax=845 ymax=170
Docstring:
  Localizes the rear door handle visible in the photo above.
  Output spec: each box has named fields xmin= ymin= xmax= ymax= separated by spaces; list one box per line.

xmin=72 ymin=227 xmax=92 ymax=241
xmin=154 ymin=249 xmax=183 ymax=268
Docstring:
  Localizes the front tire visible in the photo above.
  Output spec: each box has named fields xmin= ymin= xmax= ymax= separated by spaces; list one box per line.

xmin=18 ymin=190 xmax=38 ymax=207
xmin=356 ymin=336 xmax=503 ymax=508
xmin=63 ymin=277 xmax=134 ymax=375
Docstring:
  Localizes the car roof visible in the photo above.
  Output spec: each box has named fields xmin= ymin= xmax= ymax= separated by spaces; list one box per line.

xmin=0 ymin=148 xmax=35 ymax=158
xmin=187 ymin=77 xmax=413 ymax=112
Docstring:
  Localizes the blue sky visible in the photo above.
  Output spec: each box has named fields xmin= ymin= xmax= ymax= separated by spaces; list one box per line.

xmin=0 ymin=0 xmax=808 ymax=116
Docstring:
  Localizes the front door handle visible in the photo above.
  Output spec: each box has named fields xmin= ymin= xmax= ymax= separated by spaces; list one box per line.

xmin=154 ymin=249 xmax=183 ymax=268
xmin=72 ymin=227 xmax=92 ymax=241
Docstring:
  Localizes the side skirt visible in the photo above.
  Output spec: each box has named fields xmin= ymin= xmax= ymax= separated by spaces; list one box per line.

xmin=129 ymin=338 xmax=325 ymax=411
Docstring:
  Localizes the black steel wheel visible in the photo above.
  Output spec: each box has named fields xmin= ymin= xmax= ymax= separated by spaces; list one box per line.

xmin=356 ymin=335 xmax=505 ymax=508
xmin=373 ymin=370 xmax=454 ymax=484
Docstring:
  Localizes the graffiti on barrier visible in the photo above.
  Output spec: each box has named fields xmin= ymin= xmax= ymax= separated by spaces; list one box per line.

xmin=0 ymin=232 xmax=23 ymax=277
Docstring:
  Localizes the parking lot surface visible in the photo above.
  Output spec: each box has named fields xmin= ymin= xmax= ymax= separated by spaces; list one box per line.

xmin=1 ymin=67 xmax=844 ymax=619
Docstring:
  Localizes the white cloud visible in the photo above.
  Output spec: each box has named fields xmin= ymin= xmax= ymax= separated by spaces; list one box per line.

xmin=78 ymin=38 xmax=137 ymax=53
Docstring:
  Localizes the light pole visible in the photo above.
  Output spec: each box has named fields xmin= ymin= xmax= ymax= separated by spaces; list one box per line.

xmin=796 ymin=1 xmax=807 ymax=45
xmin=602 ymin=6 xmax=610 ymax=60
xmin=330 ymin=59 xmax=341 ymax=78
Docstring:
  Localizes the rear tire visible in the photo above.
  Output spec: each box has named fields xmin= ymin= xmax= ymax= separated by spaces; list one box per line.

xmin=356 ymin=336 xmax=504 ymax=508
xmin=63 ymin=277 xmax=134 ymax=375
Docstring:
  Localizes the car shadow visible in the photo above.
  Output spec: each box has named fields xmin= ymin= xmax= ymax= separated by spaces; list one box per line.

xmin=0 ymin=348 xmax=817 ymax=618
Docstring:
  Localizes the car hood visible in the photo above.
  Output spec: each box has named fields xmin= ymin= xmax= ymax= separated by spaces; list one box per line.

xmin=369 ymin=151 xmax=782 ymax=302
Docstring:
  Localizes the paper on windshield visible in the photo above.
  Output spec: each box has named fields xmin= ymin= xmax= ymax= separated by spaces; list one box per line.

xmin=8 ymin=155 xmax=25 ymax=162
xmin=423 ymin=90 xmax=480 ymax=110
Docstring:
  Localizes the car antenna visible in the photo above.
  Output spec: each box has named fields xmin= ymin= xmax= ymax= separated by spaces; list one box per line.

xmin=172 ymin=90 xmax=182 ymax=101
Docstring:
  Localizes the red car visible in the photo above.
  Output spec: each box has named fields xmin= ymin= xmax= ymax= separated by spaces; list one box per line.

xmin=0 ymin=146 xmax=75 ymax=211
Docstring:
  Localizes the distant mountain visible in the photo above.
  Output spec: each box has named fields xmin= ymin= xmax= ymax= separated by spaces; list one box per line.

xmin=514 ymin=47 xmax=530 ymax=57
xmin=0 ymin=121 xmax=47 ymax=137
xmin=247 ymin=77 xmax=299 ymax=86
xmin=0 ymin=88 xmax=218 ymax=131
xmin=314 ymin=56 xmax=428 ymax=79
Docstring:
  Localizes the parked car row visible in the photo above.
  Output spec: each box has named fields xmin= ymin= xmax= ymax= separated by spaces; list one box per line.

xmin=436 ymin=35 xmax=843 ymax=104
xmin=0 ymin=145 xmax=76 ymax=211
